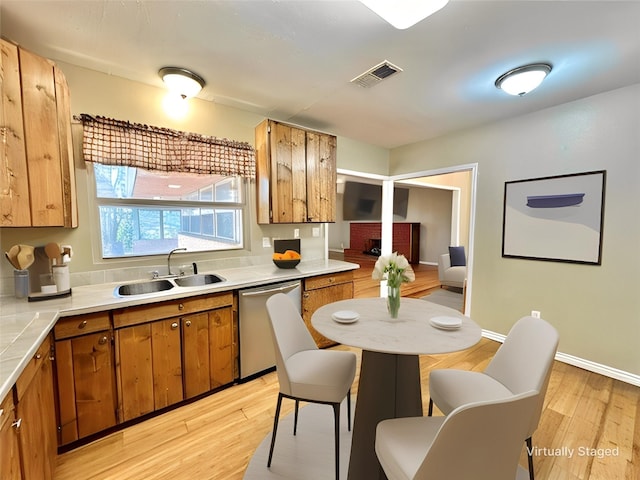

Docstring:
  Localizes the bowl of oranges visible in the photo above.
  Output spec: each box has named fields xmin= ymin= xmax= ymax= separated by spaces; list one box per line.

xmin=272 ymin=249 xmax=301 ymax=269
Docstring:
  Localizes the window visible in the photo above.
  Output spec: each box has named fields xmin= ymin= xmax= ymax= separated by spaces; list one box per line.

xmin=92 ymin=164 xmax=245 ymax=258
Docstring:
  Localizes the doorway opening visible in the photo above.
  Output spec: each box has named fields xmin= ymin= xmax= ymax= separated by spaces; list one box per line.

xmin=331 ymin=164 xmax=477 ymax=313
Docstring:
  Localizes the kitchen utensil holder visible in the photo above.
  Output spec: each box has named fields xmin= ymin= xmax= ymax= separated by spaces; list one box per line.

xmin=53 ymin=264 xmax=70 ymax=292
xmin=14 ymin=270 xmax=30 ymax=298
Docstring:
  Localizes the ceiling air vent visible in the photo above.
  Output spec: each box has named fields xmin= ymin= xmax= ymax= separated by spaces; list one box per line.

xmin=351 ymin=60 xmax=403 ymax=88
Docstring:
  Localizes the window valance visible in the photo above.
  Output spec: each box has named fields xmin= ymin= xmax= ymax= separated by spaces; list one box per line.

xmin=76 ymin=114 xmax=255 ymax=178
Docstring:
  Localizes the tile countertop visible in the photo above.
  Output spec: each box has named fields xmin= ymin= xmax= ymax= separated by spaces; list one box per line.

xmin=0 ymin=259 xmax=359 ymax=401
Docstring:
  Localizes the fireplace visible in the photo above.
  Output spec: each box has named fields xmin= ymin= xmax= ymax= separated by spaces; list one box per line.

xmin=345 ymin=222 xmax=421 ymax=263
xmin=363 ymin=238 xmax=381 ymax=256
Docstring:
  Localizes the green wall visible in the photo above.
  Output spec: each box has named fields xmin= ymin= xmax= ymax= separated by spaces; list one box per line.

xmin=391 ymin=84 xmax=640 ymax=377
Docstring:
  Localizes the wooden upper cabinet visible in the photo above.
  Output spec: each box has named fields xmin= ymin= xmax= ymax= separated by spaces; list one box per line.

xmin=255 ymin=119 xmax=336 ymax=224
xmin=305 ymin=131 xmax=337 ymax=223
xmin=0 ymin=38 xmax=77 ymax=227
xmin=0 ymin=39 xmax=30 ymax=227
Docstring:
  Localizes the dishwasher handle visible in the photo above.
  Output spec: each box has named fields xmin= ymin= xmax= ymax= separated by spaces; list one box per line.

xmin=240 ymin=282 xmax=300 ymax=298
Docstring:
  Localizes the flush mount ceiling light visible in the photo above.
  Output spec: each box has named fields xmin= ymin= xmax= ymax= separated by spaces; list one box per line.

xmin=495 ymin=63 xmax=552 ymax=96
xmin=360 ymin=0 xmax=449 ymax=29
xmin=159 ymin=67 xmax=205 ymax=99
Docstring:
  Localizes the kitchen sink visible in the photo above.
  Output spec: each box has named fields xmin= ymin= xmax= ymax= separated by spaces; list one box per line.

xmin=174 ymin=273 xmax=225 ymax=287
xmin=116 ymin=279 xmax=174 ymax=296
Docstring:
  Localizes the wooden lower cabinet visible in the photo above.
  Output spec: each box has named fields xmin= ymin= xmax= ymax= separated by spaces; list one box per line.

xmin=0 ymin=392 xmax=21 ymax=480
xmin=54 ymin=312 xmax=117 ymax=445
xmin=302 ymin=271 xmax=354 ymax=348
xmin=113 ymin=292 xmax=235 ymax=423
xmin=14 ymin=335 xmax=57 ymax=480
xmin=182 ymin=312 xmax=211 ymax=398
xmin=116 ymin=322 xmax=166 ymax=421
xmin=209 ymin=306 xmax=234 ymax=388
xmin=182 ymin=307 xmax=234 ymax=397
xmin=151 ymin=319 xmax=184 ymax=410
xmin=45 ymin=276 xmax=350 ymax=451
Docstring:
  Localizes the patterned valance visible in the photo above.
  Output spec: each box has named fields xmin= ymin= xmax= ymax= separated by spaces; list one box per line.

xmin=76 ymin=114 xmax=255 ymax=178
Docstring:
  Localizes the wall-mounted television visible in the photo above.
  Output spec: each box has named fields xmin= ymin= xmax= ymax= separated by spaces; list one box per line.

xmin=342 ymin=181 xmax=409 ymax=221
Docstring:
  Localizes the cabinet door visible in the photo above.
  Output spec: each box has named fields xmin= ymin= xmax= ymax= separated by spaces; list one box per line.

xmin=306 ymin=132 xmax=336 ymax=222
xmin=270 ymin=121 xmax=307 ymax=223
xmin=54 ymin=65 xmax=78 ymax=227
xmin=0 ymin=39 xmax=30 ymax=227
xmin=302 ymin=282 xmax=354 ymax=348
xmin=151 ymin=318 xmax=183 ymax=409
xmin=117 ymin=319 xmax=183 ymax=420
xmin=56 ymin=332 xmax=117 ymax=445
xmin=0 ymin=393 xmax=21 ymax=480
xmin=182 ymin=312 xmax=211 ymax=399
xmin=210 ymin=307 xmax=234 ymax=388
xmin=15 ymin=346 xmax=57 ymax=480
xmin=19 ymin=46 xmax=65 ymax=227
xmin=183 ymin=307 xmax=234 ymax=396
xmin=116 ymin=324 xmax=154 ymax=421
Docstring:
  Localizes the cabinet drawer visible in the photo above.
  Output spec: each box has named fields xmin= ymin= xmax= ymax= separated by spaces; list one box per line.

xmin=113 ymin=292 xmax=234 ymax=328
xmin=14 ymin=335 xmax=52 ymax=401
xmin=54 ymin=312 xmax=111 ymax=340
xmin=304 ymin=271 xmax=353 ymax=291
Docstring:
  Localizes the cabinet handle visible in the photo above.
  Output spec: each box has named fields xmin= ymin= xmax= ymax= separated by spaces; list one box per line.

xmin=79 ymin=320 xmax=87 ymax=329
xmin=12 ymin=418 xmax=22 ymax=430
xmin=178 ymin=303 xmax=184 ymax=311
xmin=98 ymin=336 xmax=108 ymax=345
xmin=185 ymin=320 xmax=192 ymax=327
xmin=34 ymin=353 xmax=42 ymax=360
xmin=171 ymin=322 xmax=179 ymax=330
xmin=0 ymin=408 xmax=4 ymax=417
xmin=303 ymin=292 xmax=309 ymax=299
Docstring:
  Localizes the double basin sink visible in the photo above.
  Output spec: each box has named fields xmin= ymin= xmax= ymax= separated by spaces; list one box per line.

xmin=115 ymin=274 xmax=225 ymax=297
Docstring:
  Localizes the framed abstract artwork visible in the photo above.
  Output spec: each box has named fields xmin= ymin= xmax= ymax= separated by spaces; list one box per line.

xmin=502 ymin=170 xmax=606 ymax=264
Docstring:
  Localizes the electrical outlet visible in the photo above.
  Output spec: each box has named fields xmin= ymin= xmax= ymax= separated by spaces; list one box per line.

xmin=294 ymin=228 xmax=300 ymax=238
xmin=262 ymin=237 xmax=271 ymax=248
xmin=531 ymin=310 xmax=541 ymax=318
xmin=312 ymin=227 xmax=320 ymax=237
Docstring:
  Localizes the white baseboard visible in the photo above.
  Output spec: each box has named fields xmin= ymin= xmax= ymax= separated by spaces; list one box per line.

xmin=481 ymin=330 xmax=640 ymax=387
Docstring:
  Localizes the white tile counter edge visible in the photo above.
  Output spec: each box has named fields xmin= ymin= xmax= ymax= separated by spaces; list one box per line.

xmin=0 ymin=259 xmax=359 ymax=401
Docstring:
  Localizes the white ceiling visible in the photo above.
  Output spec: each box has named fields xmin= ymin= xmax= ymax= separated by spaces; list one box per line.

xmin=2 ymin=1 xmax=639 ymax=149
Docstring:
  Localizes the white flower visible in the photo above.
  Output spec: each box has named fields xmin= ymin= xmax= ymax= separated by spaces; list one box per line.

xmin=372 ymin=252 xmax=415 ymax=287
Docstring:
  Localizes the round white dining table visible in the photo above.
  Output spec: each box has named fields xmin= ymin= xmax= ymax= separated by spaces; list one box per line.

xmin=312 ymin=296 xmax=482 ymax=480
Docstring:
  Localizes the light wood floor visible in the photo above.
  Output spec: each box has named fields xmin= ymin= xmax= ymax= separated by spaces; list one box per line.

xmin=54 ymin=256 xmax=640 ymax=480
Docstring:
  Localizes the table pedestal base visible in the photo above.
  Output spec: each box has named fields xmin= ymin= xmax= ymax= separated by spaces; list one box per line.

xmin=348 ymin=350 xmax=423 ymax=480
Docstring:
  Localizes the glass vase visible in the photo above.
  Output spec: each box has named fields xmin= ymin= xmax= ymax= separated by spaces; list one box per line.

xmin=387 ymin=284 xmax=401 ymax=319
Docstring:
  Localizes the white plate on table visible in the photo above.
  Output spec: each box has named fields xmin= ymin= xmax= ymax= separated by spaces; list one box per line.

xmin=332 ymin=310 xmax=360 ymax=324
xmin=429 ymin=316 xmax=462 ymax=330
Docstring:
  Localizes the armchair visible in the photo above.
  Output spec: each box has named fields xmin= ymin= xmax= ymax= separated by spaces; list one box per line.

xmin=437 ymin=253 xmax=466 ymax=289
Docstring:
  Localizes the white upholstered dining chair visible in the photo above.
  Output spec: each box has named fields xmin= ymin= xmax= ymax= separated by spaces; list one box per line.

xmin=376 ymin=390 xmax=539 ymax=480
xmin=427 ymin=315 xmax=559 ymax=480
xmin=265 ymin=293 xmax=357 ymax=480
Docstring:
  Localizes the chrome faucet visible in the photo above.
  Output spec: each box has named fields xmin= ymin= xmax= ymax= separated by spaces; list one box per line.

xmin=167 ymin=248 xmax=187 ymax=276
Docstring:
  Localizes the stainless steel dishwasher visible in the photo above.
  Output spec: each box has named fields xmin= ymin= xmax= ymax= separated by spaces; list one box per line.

xmin=238 ymin=280 xmax=302 ymax=380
